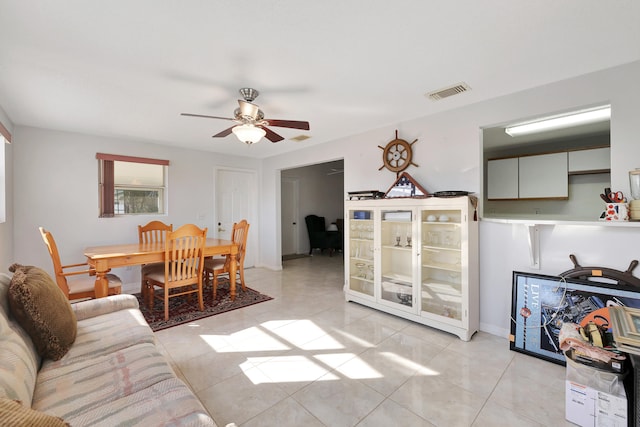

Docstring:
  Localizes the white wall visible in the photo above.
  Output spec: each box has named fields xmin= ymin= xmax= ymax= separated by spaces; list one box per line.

xmin=260 ymin=60 xmax=640 ymax=337
xmin=11 ymin=126 xmax=260 ymax=285
xmin=5 ymin=61 xmax=640 ymax=339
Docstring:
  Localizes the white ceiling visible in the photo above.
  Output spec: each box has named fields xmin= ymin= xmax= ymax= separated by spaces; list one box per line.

xmin=1 ymin=1 xmax=638 ymax=159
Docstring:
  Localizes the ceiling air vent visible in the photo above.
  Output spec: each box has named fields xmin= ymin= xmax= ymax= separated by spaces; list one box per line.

xmin=426 ymin=82 xmax=471 ymax=101
xmin=290 ymin=134 xmax=311 ymax=142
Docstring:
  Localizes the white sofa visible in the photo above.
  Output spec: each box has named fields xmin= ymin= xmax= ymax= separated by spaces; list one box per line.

xmin=0 ymin=271 xmax=217 ymax=426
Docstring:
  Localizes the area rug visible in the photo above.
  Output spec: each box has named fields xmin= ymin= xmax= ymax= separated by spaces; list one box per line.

xmin=134 ymin=278 xmax=273 ymax=332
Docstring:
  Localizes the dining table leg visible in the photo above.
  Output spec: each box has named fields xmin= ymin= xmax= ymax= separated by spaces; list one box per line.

xmin=92 ymin=259 xmax=110 ymax=298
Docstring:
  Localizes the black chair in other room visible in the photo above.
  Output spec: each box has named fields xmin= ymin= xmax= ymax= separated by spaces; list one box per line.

xmin=305 ymin=215 xmax=341 ymax=256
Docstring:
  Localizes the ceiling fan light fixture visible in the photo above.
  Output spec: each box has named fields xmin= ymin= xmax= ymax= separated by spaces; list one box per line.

xmin=232 ymin=124 xmax=266 ymax=144
xmin=183 ymin=88 xmax=309 ymax=144
xmin=504 ymin=105 xmax=611 ymax=137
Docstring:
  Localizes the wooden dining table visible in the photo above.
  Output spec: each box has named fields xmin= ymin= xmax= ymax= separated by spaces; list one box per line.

xmin=84 ymin=238 xmax=239 ymax=299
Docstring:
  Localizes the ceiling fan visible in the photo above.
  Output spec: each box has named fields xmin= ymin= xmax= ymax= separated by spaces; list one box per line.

xmin=181 ymin=88 xmax=310 ymax=144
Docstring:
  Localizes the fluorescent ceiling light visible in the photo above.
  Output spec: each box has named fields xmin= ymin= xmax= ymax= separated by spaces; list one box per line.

xmin=504 ymin=106 xmax=610 ymax=137
xmin=232 ymin=124 xmax=266 ymax=144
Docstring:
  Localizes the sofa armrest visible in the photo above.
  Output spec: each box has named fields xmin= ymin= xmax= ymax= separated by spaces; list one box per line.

xmin=72 ymin=294 xmax=140 ymax=321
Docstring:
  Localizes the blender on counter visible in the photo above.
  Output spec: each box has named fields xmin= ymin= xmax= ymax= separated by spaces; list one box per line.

xmin=630 ymin=169 xmax=640 ymax=220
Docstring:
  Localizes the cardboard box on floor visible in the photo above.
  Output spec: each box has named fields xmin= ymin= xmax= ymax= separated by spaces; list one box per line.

xmin=565 ymin=357 xmax=628 ymax=427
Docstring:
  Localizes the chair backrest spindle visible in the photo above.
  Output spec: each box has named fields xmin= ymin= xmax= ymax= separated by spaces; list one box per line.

xmin=230 ymin=220 xmax=250 ymax=264
xmin=138 ymin=221 xmax=173 ymax=245
xmin=165 ymin=225 xmax=207 ymax=284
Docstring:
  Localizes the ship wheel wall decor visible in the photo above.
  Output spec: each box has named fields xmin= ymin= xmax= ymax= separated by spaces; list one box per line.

xmin=378 ymin=130 xmax=418 ymax=175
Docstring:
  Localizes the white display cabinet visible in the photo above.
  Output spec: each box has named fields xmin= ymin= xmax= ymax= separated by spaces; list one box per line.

xmin=344 ymin=197 xmax=478 ymax=340
xmin=346 ymin=209 xmax=376 ymax=298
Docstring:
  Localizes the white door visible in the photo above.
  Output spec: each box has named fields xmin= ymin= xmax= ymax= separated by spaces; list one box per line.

xmin=215 ymin=168 xmax=257 ymax=267
xmin=281 ymin=177 xmax=299 ymax=255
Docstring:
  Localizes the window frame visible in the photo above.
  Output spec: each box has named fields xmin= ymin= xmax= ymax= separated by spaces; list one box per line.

xmin=97 ymin=153 xmax=169 ymax=217
xmin=0 ymin=120 xmax=10 ymax=224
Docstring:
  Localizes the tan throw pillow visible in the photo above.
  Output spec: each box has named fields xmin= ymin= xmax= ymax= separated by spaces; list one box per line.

xmin=8 ymin=264 xmax=77 ymax=361
xmin=0 ymin=398 xmax=69 ymax=427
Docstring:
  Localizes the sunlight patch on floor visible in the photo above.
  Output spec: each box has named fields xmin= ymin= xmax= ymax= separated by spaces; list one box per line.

xmin=238 ymin=362 xmax=281 ymax=385
xmin=331 ymin=329 xmax=376 ymax=348
xmin=199 ymin=334 xmax=232 ymax=351
xmin=197 ymin=319 xmax=415 ymax=385
xmin=334 ymin=358 xmax=383 ymax=379
xmin=262 ymin=319 xmax=329 ymax=346
xmin=298 ymin=334 xmax=345 ymax=350
xmin=200 ymin=326 xmax=291 ymax=353
xmin=260 ymin=320 xmax=298 ymax=329
xmin=245 ymin=355 xmax=339 ymax=384
xmin=230 ymin=331 xmax=291 ymax=352
xmin=313 ymin=353 xmax=361 ymax=370
xmin=380 ymin=352 xmax=439 ymax=376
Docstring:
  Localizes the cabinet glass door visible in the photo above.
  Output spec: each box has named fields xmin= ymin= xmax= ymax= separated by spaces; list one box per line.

xmin=347 ymin=209 xmax=375 ymax=297
xmin=421 ymin=209 xmax=463 ymax=321
xmin=380 ymin=210 xmax=414 ymax=309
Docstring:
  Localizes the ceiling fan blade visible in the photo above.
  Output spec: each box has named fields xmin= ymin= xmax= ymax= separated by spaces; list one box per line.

xmin=237 ymin=100 xmax=260 ymax=118
xmin=212 ymin=126 xmax=235 ymax=138
xmin=264 ymin=119 xmax=310 ymax=130
xmin=261 ymin=126 xmax=285 ymax=143
xmin=181 ymin=113 xmax=235 ymax=121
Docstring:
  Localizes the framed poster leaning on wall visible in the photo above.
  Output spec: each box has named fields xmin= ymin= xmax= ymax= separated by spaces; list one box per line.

xmin=510 ymin=271 xmax=640 ymax=365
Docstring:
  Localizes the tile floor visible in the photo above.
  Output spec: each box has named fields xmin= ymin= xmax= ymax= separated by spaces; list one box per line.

xmin=150 ymin=255 xmax=571 ymax=427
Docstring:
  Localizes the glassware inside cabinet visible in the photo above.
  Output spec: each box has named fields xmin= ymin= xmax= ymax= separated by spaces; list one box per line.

xmin=348 ymin=210 xmax=374 ymax=296
xmin=380 ymin=210 xmax=413 ymax=307
xmin=421 ymin=209 xmax=462 ymax=320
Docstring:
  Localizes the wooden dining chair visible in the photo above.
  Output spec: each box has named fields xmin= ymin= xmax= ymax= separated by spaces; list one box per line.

xmin=204 ymin=219 xmax=250 ymax=299
xmin=138 ymin=220 xmax=173 ymax=303
xmin=39 ymin=227 xmax=122 ymax=300
xmin=144 ymin=224 xmax=207 ymax=321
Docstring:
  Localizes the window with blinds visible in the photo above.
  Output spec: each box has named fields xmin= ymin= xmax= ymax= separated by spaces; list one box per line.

xmin=97 ymin=153 xmax=169 ymax=217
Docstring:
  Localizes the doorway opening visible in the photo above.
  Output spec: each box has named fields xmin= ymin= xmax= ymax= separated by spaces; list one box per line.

xmin=280 ymin=159 xmax=344 ymax=263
